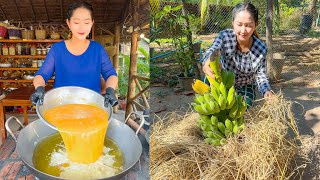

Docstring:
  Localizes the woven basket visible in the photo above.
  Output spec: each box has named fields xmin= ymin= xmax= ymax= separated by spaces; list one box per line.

xmin=35 ymin=23 xmax=46 ymax=39
xmin=96 ymin=35 xmax=114 ymax=46
xmin=7 ymin=26 xmax=21 ymax=39
xmin=22 ymin=29 xmax=35 ymax=39
xmin=50 ymin=32 xmax=60 ymax=40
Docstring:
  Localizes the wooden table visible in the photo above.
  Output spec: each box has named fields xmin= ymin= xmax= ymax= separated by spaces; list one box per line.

xmin=0 ymin=87 xmax=35 ymax=142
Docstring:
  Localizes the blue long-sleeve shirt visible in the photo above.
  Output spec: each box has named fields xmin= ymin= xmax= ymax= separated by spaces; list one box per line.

xmin=35 ymin=40 xmax=117 ymax=93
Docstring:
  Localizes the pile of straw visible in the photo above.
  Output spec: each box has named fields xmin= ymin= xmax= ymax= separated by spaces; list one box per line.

xmin=150 ymin=93 xmax=303 ymax=180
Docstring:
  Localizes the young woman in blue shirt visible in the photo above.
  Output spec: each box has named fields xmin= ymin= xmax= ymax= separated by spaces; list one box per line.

xmin=30 ymin=1 xmax=118 ymax=107
xmin=202 ymin=3 xmax=273 ymax=107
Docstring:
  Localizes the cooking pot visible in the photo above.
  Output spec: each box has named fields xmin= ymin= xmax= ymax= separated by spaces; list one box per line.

xmin=5 ymin=116 xmax=142 ymax=180
xmin=36 ymin=86 xmax=113 ymax=130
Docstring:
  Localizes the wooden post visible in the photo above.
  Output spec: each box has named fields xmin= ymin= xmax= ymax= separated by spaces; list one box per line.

xmin=125 ymin=31 xmax=139 ymax=118
xmin=113 ymin=22 xmax=121 ymax=113
xmin=266 ymin=0 xmax=274 ymax=81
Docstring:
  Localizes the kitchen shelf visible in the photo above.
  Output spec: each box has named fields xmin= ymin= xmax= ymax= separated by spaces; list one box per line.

xmin=0 ymin=68 xmax=39 ymax=70
xmin=0 ymin=39 xmax=62 ymax=43
xmin=0 ymin=55 xmax=46 ymax=58
xmin=0 ymin=80 xmax=54 ymax=82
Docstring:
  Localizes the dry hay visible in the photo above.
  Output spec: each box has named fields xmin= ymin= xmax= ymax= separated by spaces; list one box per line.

xmin=150 ymin=93 xmax=304 ymax=180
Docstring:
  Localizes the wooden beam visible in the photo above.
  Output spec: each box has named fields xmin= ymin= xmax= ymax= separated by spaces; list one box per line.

xmin=120 ymin=0 xmax=130 ymax=25
xmin=0 ymin=6 xmax=7 ymax=20
xmin=125 ymin=31 xmax=139 ymax=118
xmin=112 ymin=22 xmax=121 ymax=113
xmin=60 ymin=0 xmax=64 ymax=22
xmin=134 ymin=78 xmax=150 ymax=109
xmin=129 ymin=84 xmax=150 ymax=104
xmin=103 ymin=0 xmax=109 ymax=21
xmin=13 ymin=0 xmax=22 ymax=21
xmin=28 ymin=0 xmax=36 ymax=22
xmin=134 ymin=75 xmax=150 ymax=81
xmin=43 ymin=0 xmax=49 ymax=22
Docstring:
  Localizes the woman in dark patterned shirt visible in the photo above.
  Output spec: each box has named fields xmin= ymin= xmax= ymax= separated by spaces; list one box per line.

xmin=202 ymin=2 xmax=273 ymax=107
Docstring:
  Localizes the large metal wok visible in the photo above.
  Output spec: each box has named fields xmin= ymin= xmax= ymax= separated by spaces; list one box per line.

xmin=5 ymin=86 xmax=143 ymax=180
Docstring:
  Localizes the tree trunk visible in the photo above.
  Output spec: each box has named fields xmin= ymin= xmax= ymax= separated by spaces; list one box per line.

xmin=181 ymin=0 xmax=201 ymax=79
xmin=307 ymin=0 xmax=318 ymax=16
xmin=266 ymin=0 xmax=276 ymax=82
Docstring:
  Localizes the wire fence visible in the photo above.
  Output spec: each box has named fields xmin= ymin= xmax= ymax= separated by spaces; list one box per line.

xmin=150 ymin=0 xmax=320 ymax=85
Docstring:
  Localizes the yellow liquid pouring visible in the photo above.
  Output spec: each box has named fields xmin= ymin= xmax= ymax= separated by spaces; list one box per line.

xmin=43 ymin=104 xmax=109 ymax=163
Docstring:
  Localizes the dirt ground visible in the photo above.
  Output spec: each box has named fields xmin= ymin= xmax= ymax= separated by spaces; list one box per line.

xmin=149 ymin=35 xmax=320 ymax=179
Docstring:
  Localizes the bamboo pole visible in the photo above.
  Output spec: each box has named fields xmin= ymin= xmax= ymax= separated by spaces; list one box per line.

xmin=134 ymin=78 xmax=150 ymax=109
xmin=113 ymin=22 xmax=121 ymax=113
xmin=125 ymin=31 xmax=139 ymax=118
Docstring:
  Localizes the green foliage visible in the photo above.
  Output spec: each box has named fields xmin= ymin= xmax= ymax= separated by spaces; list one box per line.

xmin=151 ymin=4 xmax=199 ymax=77
xmin=118 ymin=50 xmax=150 ymax=98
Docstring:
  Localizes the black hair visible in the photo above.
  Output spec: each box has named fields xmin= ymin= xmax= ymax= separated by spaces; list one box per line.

xmin=66 ymin=1 xmax=94 ymax=20
xmin=232 ymin=3 xmax=258 ymax=24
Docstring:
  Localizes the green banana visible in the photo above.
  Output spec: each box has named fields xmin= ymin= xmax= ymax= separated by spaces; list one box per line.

xmin=221 ymin=70 xmax=228 ymax=85
xmin=218 ymin=94 xmax=226 ymax=110
xmin=226 ymin=86 xmax=236 ymax=109
xmin=207 ymin=132 xmax=214 ymax=138
xmin=210 ymin=86 xmax=220 ymax=102
xmin=239 ymin=124 xmax=245 ymax=131
xmin=213 ymin=130 xmax=225 ymax=139
xmin=235 ymin=96 xmax=247 ymax=118
xmin=233 ymin=125 xmax=239 ymax=134
xmin=225 ymin=119 xmax=233 ymax=132
xmin=217 ymin=122 xmax=226 ymax=134
xmin=200 ymin=115 xmax=211 ymax=124
xmin=219 ymin=82 xmax=227 ymax=99
xmin=205 ymin=138 xmax=213 ymax=144
xmin=237 ymin=117 xmax=244 ymax=125
xmin=205 ymin=103 xmax=214 ymax=114
xmin=194 ymin=104 xmax=209 ymax=115
xmin=202 ymin=131 xmax=208 ymax=137
xmin=211 ymin=139 xmax=221 ymax=146
xmin=220 ymin=138 xmax=227 ymax=145
xmin=212 ymin=101 xmax=220 ymax=113
xmin=232 ymin=120 xmax=238 ymax=126
xmin=208 ymin=101 xmax=218 ymax=113
xmin=195 ymin=94 xmax=206 ymax=105
xmin=203 ymin=93 xmax=212 ymax=104
xmin=211 ymin=80 xmax=221 ymax=90
xmin=224 ymin=129 xmax=232 ymax=137
xmin=228 ymin=100 xmax=238 ymax=118
xmin=211 ymin=116 xmax=219 ymax=126
xmin=210 ymin=124 xmax=218 ymax=131
xmin=225 ymin=71 xmax=235 ymax=89
xmin=209 ymin=55 xmax=221 ymax=78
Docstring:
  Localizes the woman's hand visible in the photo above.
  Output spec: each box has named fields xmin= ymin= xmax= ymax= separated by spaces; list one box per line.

xmin=264 ymin=91 xmax=273 ymax=99
xmin=202 ymin=60 xmax=215 ymax=79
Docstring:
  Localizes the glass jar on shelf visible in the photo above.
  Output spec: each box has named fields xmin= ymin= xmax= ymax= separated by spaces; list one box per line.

xmin=37 ymin=48 xmax=42 ymax=55
xmin=2 ymin=44 xmax=8 ymax=55
xmin=16 ymin=43 xmax=22 ymax=55
xmin=23 ymin=44 xmax=30 ymax=55
xmin=32 ymin=59 xmax=38 ymax=68
xmin=37 ymin=59 xmax=43 ymax=67
xmin=9 ymin=44 xmax=16 ymax=55
xmin=30 ymin=44 xmax=37 ymax=56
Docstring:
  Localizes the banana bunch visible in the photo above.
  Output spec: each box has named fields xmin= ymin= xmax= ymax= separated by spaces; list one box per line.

xmin=191 ymin=55 xmax=248 ymax=146
xmin=197 ymin=114 xmax=245 ymax=146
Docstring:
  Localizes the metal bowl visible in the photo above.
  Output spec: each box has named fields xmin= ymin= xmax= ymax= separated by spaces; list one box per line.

xmin=22 ymin=75 xmax=34 ymax=80
xmin=36 ymin=86 xmax=113 ymax=130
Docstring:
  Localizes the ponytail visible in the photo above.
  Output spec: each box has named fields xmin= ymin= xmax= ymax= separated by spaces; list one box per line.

xmin=253 ymin=29 xmax=259 ymax=39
